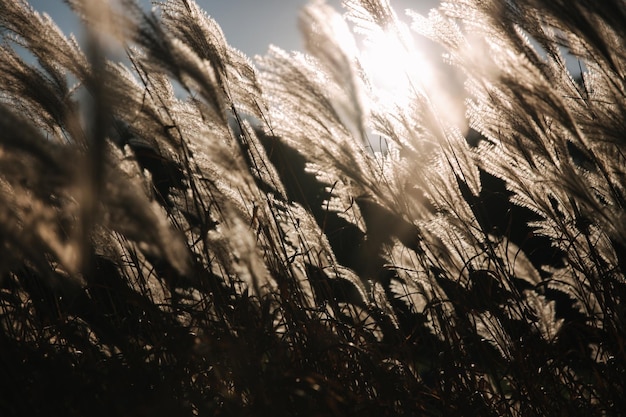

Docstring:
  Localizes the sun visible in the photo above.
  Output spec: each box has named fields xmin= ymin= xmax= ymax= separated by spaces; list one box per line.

xmin=357 ymin=26 xmax=434 ymax=109
xmin=354 ymin=21 xmax=467 ymax=133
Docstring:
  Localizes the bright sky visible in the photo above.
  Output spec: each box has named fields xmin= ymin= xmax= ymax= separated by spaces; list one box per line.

xmin=27 ymin=0 xmax=439 ymax=58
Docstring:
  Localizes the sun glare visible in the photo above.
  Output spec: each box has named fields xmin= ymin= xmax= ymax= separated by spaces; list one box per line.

xmin=358 ymin=27 xmax=434 ymax=109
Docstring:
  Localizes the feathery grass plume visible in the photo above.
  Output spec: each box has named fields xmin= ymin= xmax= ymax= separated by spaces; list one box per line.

xmin=1 ymin=0 xmax=626 ymax=415
xmin=299 ymin=0 xmax=367 ymax=143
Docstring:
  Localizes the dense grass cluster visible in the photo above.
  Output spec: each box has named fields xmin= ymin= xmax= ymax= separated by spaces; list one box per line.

xmin=1 ymin=0 xmax=625 ymax=415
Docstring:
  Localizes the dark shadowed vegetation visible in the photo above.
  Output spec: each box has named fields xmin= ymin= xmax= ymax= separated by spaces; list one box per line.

xmin=1 ymin=0 xmax=625 ymax=415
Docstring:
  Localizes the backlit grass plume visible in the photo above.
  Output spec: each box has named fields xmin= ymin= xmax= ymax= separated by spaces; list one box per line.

xmin=0 ymin=0 xmax=624 ymax=415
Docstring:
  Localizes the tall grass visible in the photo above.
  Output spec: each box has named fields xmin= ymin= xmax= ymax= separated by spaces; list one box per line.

xmin=0 ymin=0 xmax=625 ymax=415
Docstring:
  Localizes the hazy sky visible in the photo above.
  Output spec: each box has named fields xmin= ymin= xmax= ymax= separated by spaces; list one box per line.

xmin=26 ymin=0 xmax=439 ymax=58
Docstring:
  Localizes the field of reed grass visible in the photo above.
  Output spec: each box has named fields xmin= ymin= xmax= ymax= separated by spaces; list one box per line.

xmin=1 ymin=0 xmax=625 ymax=415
